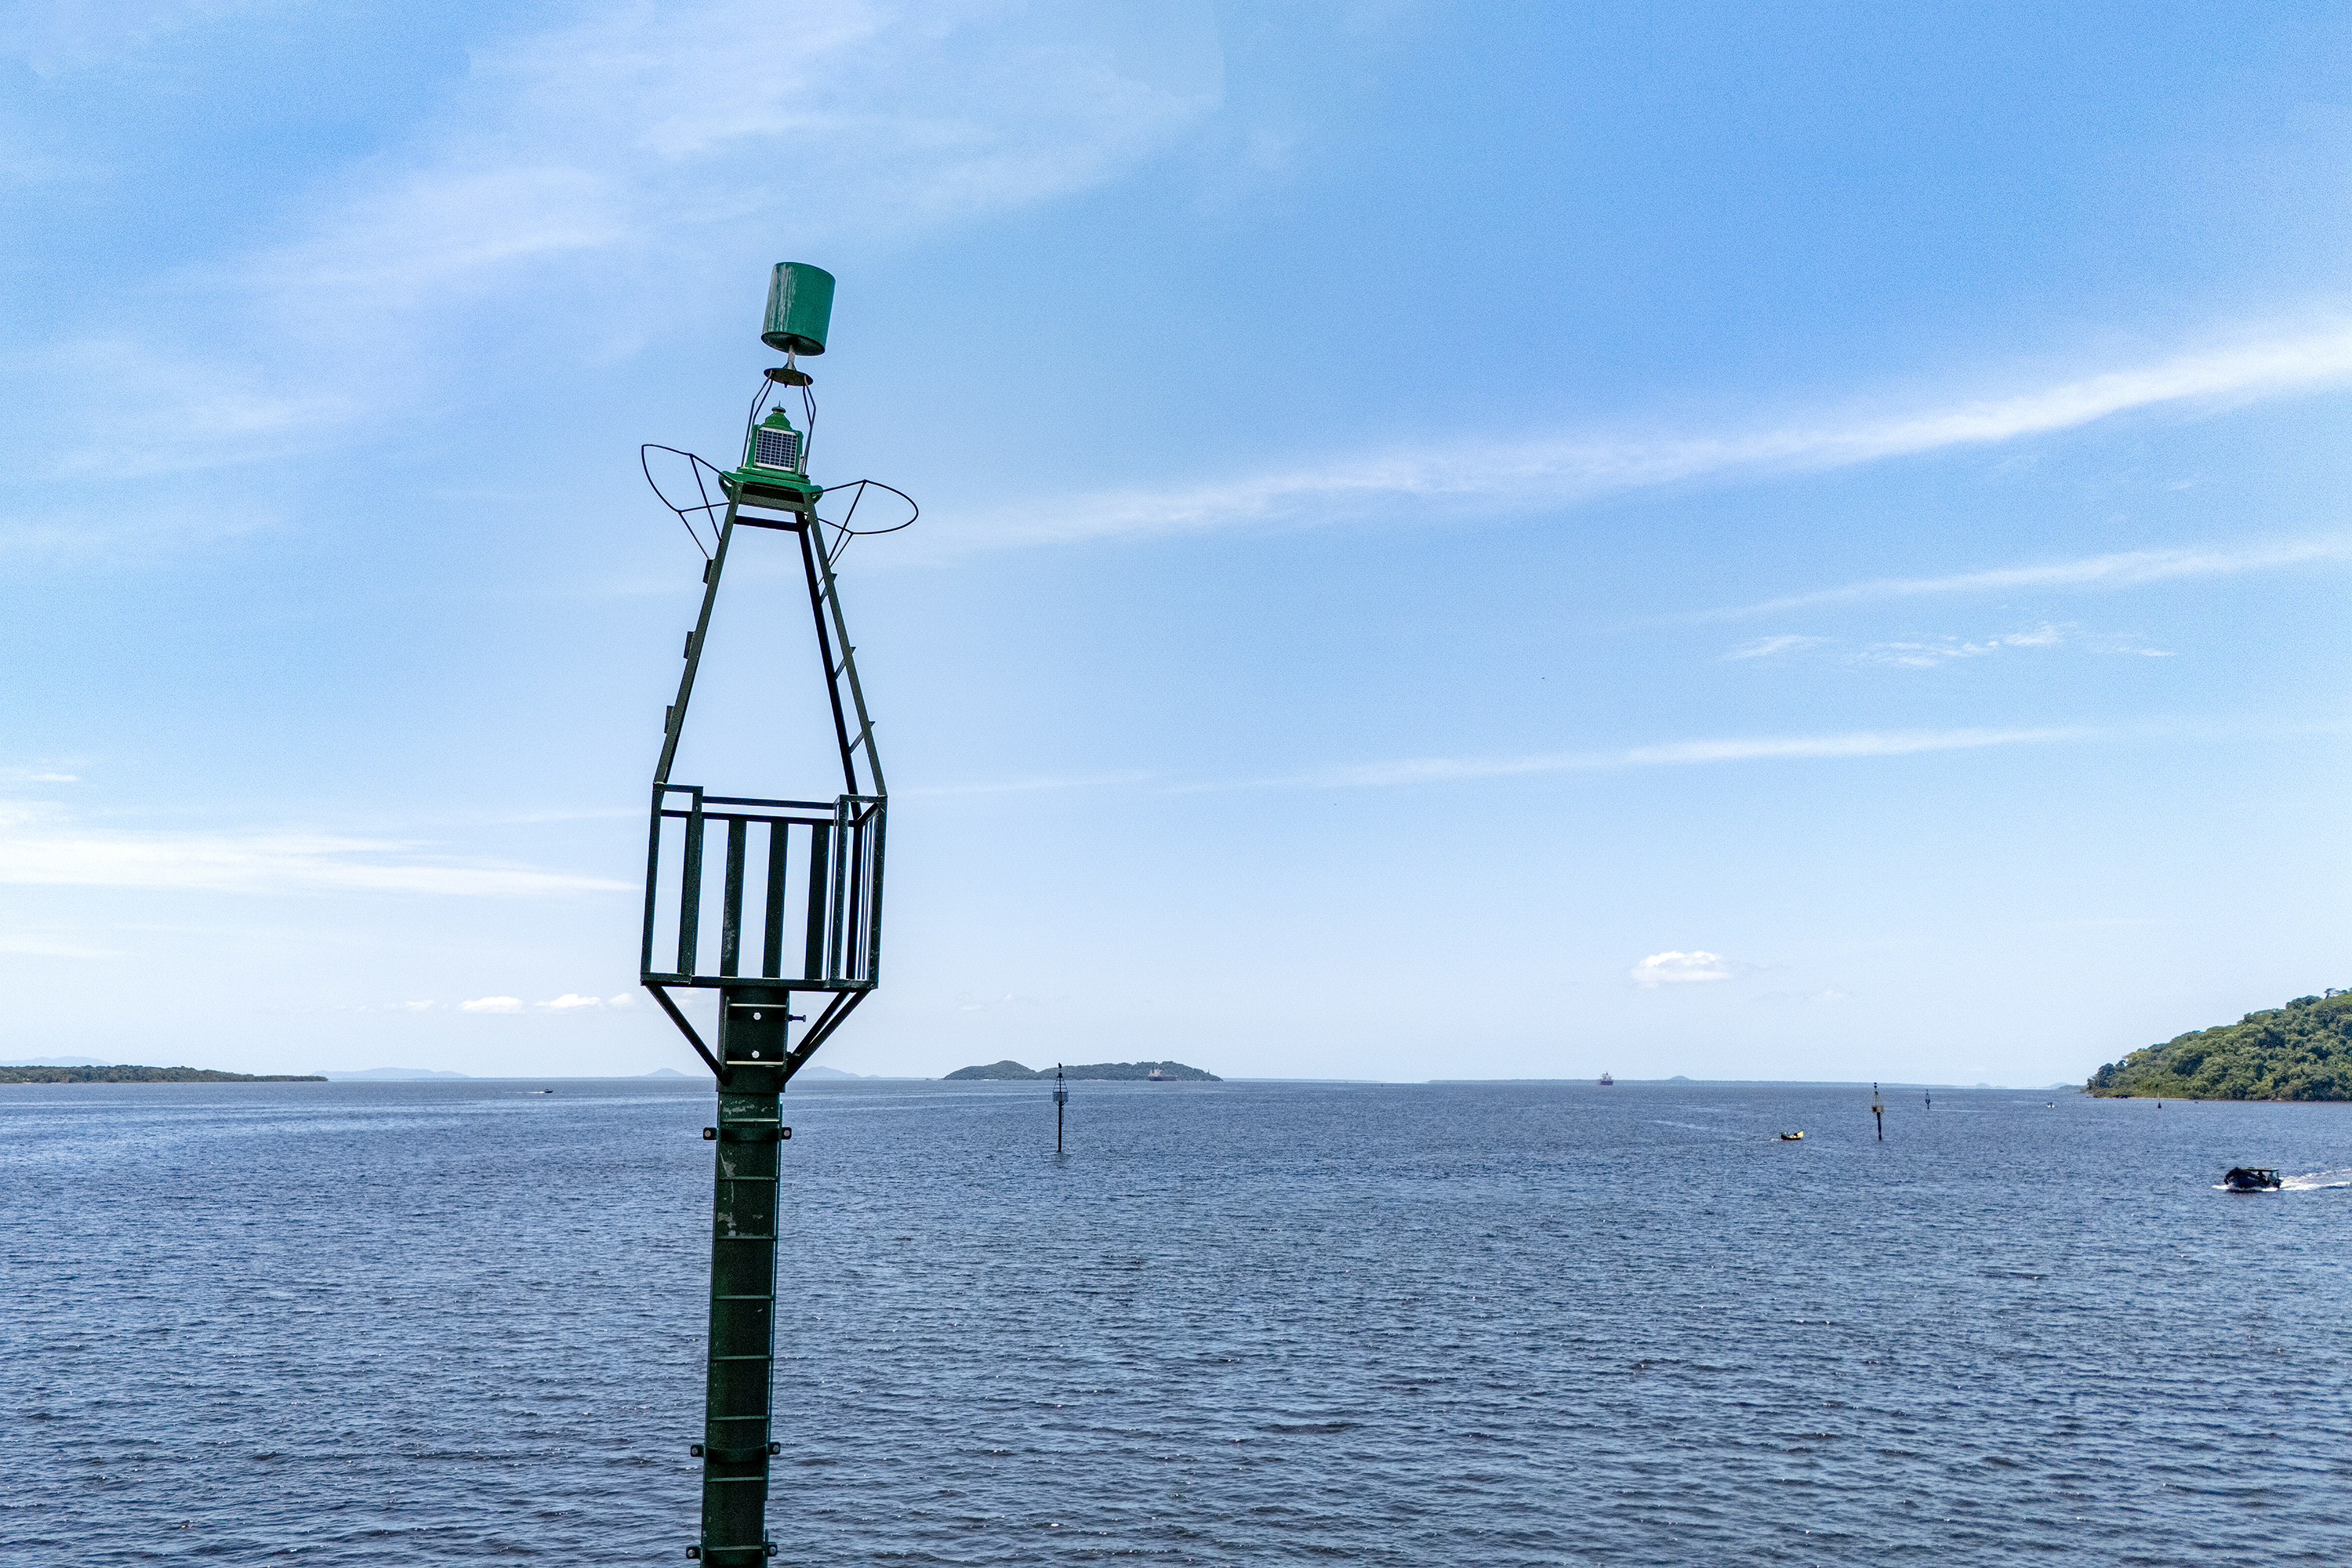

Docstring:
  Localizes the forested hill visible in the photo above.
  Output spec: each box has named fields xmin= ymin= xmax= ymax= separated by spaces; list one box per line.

xmin=2088 ymin=991 xmax=2352 ymax=1100
xmin=0 ymin=1065 xmax=327 ymax=1083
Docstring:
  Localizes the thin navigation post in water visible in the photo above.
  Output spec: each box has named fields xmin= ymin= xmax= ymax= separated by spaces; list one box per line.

xmin=1872 ymin=1083 xmax=1884 ymax=1142
xmin=637 ymin=261 xmax=909 ymax=1567
xmin=1054 ymin=1062 xmax=1068 ymax=1153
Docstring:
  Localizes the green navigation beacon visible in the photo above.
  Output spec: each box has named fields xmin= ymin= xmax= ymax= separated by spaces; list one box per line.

xmin=720 ymin=262 xmax=833 ymax=511
xmin=641 ymin=260 xmax=886 ymax=1566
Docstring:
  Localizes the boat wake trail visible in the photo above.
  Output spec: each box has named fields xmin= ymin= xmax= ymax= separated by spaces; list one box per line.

xmin=2281 ymin=1168 xmax=2352 ymax=1191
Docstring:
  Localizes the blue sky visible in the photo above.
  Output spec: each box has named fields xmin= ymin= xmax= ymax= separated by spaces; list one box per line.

xmin=5 ymin=1 xmax=2348 ymax=1083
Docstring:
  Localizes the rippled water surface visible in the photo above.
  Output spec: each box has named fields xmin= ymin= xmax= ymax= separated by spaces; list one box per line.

xmin=5 ymin=1077 xmax=2350 ymax=1564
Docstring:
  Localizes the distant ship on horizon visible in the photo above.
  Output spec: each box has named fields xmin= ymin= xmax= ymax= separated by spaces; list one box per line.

xmin=1599 ymin=1072 xmax=1613 ymax=1087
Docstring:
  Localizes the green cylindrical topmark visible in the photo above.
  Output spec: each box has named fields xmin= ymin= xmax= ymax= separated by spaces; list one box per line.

xmin=762 ymin=263 xmax=835 ymax=356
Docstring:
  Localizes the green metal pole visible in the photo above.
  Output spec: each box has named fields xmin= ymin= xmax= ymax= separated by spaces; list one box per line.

xmin=691 ymin=984 xmax=793 ymax=1564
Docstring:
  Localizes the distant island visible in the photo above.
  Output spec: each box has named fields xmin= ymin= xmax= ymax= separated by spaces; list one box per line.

xmin=945 ymin=1059 xmax=1220 ymax=1082
xmin=0 ymin=1065 xmax=328 ymax=1084
xmin=2089 ymin=989 xmax=2351 ymax=1100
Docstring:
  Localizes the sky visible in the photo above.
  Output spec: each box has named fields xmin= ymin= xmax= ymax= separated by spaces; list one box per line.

xmin=3 ymin=0 xmax=2348 ymax=1084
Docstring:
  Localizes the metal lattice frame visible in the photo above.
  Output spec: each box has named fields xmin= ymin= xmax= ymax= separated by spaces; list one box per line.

xmin=643 ymin=493 xmax=885 ymax=1566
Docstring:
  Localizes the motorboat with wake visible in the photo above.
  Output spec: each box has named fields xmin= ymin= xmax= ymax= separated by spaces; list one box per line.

xmin=1778 ymin=1131 xmax=1805 ymax=1142
xmin=2221 ymin=1167 xmax=2281 ymax=1192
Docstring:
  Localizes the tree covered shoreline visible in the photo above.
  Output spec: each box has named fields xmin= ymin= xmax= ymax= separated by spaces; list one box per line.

xmin=0 ymin=1065 xmax=327 ymax=1084
xmin=2088 ymin=990 xmax=2352 ymax=1101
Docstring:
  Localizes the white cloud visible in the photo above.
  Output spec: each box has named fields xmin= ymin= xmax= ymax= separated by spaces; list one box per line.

xmin=941 ymin=328 xmax=2352 ymax=550
xmin=901 ymin=769 xmax=1156 ymax=798
xmin=11 ymin=1 xmax=1229 ymax=494
xmin=0 ymin=807 xmax=630 ymax=896
xmin=496 ymin=992 xmax=638 ymax=1011
xmin=1726 ymin=634 xmax=1828 ymax=660
xmin=1859 ymin=625 xmax=2065 ymax=669
xmin=252 ymin=1 xmax=1220 ymax=316
xmin=1700 ymin=538 xmax=2352 ymax=620
xmin=460 ymin=996 xmax=523 ymax=1014
xmin=1733 ymin=625 xmax=2178 ymax=667
xmin=1249 ymin=724 xmax=2086 ymax=790
xmin=20 ymin=4 xmax=2352 ymax=568
xmin=1613 ymin=729 xmax=2078 ymax=766
xmin=25 ymin=339 xmax=365 ymax=488
xmin=1632 ymin=951 xmax=1737 ymax=987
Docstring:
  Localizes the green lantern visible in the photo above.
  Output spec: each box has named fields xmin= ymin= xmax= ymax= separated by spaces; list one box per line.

xmin=747 ymin=408 xmax=804 ymax=476
xmin=726 ymin=403 xmax=819 ymax=508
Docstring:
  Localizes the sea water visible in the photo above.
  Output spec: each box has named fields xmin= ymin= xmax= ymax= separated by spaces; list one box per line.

xmin=4 ymin=1078 xmax=2348 ymax=1564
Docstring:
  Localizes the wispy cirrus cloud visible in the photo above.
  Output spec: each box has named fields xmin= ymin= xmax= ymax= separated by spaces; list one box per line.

xmin=13 ymin=0 xmax=1229 ymax=491
xmin=1730 ymin=623 xmax=2179 ymax=666
xmin=947 ymin=328 xmax=2352 ymax=550
xmin=1223 ymin=715 xmax=2352 ymax=796
xmin=1726 ymin=634 xmax=1830 ymax=660
xmin=1698 ymin=538 xmax=2352 ymax=621
xmin=1859 ymin=625 xmax=2066 ymax=668
xmin=900 ymin=769 xmax=1156 ymax=799
xmin=1234 ymin=724 xmax=2090 ymax=791
xmin=376 ymin=0 xmax=1218 ymax=281
xmin=0 ymin=808 xmax=628 ymax=897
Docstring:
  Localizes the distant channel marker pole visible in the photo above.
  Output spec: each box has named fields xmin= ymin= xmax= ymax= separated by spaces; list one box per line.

xmin=1055 ymin=1063 xmax=1068 ymax=1153
xmin=1872 ymin=1083 xmax=1884 ymax=1142
xmin=639 ymin=263 xmax=893 ymax=1566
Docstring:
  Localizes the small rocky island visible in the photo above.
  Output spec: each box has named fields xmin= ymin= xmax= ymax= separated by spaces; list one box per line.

xmin=0 ymin=1065 xmax=328 ymax=1084
xmin=945 ymin=1059 xmax=1220 ymax=1082
xmin=2088 ymin=989 xmax=2351 ymax=1100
